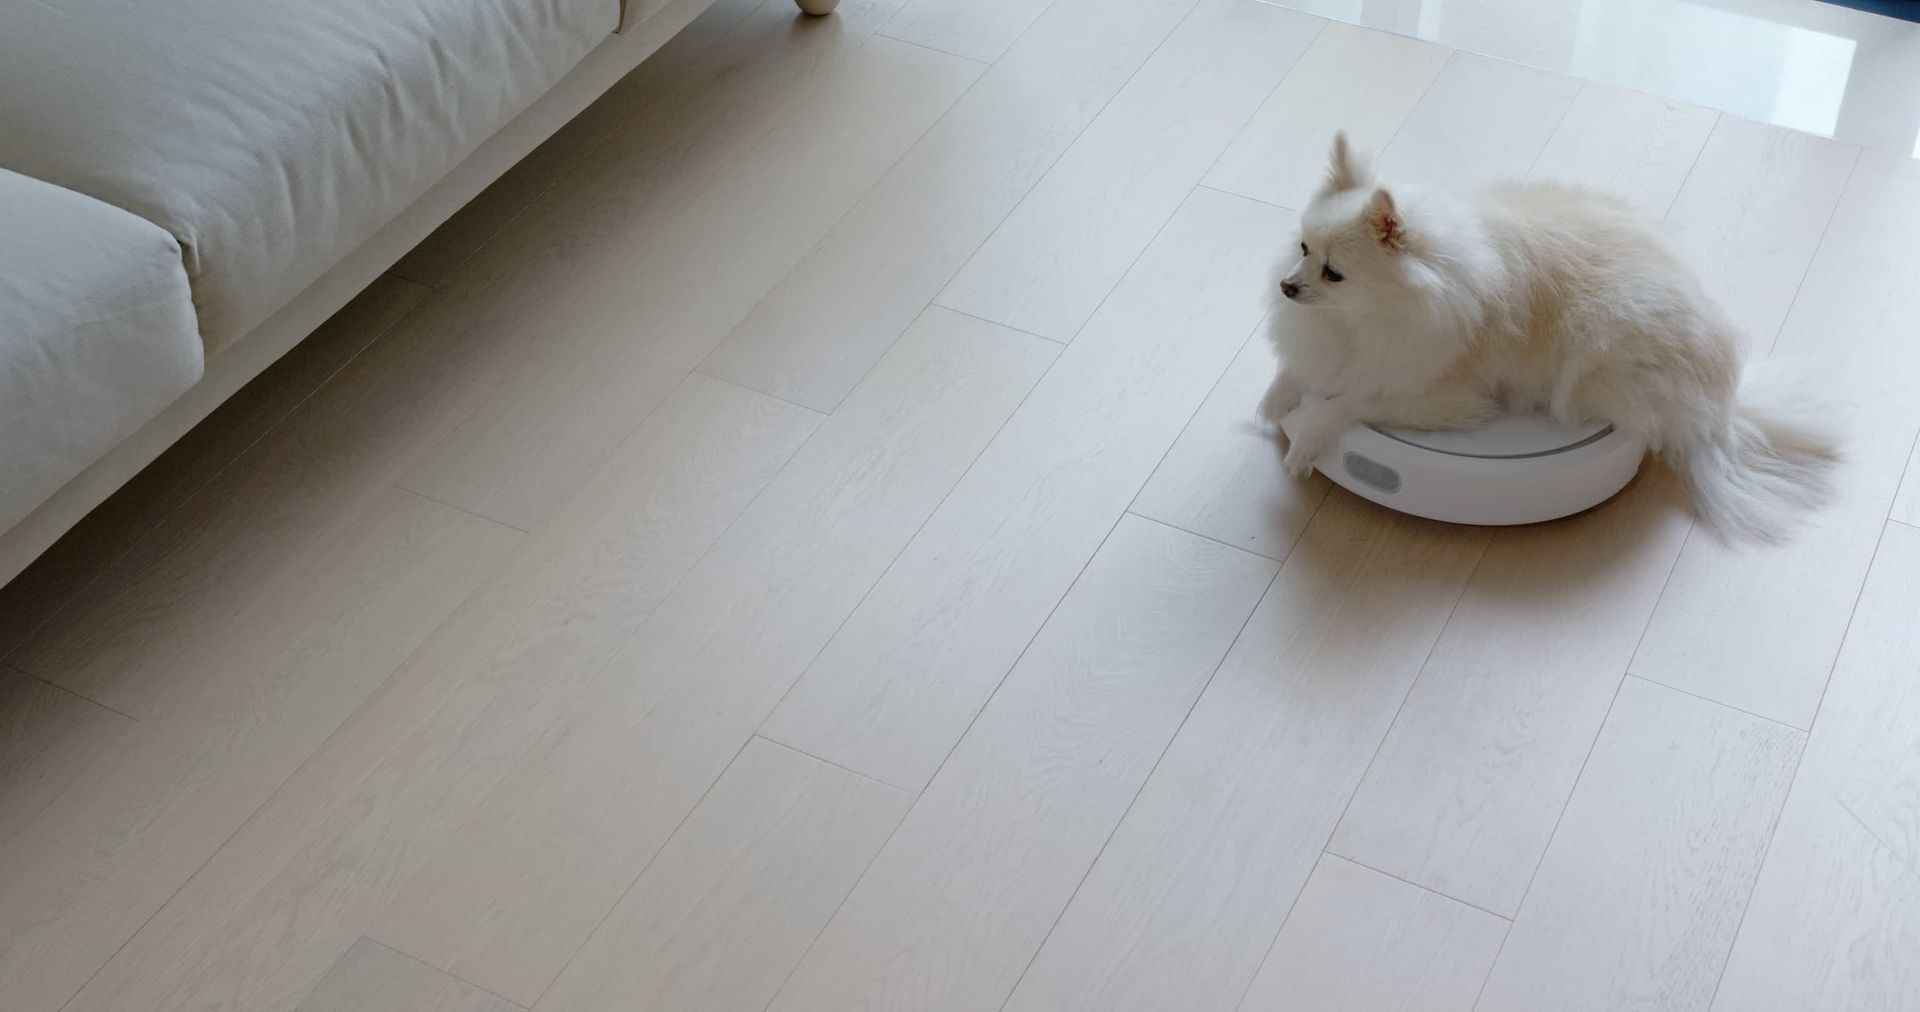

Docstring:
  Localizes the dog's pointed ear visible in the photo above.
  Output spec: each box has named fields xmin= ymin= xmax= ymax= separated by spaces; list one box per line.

xmin=1367 ymin=188 xmax=1406 ymax=249
xmin=1323 ymin=132 xmax=1371 ymax=194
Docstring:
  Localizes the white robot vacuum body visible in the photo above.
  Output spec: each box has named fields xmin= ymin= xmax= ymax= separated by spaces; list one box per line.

xmin=1287 ymin=413 xmax=1646 ymax=526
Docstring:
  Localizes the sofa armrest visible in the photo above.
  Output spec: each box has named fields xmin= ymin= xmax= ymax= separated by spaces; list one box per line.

xmin=617 ymin=0 xmax=670 ymax=32
xmin=0 ymin=169 xmax=202 ymax=534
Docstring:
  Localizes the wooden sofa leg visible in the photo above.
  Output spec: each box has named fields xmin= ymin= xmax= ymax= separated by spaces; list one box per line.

xmin=794 ymin=0 xmax=838 ymax=13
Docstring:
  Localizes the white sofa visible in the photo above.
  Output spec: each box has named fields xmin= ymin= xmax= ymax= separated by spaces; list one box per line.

xmin=0 ymin=0 xmax=831 ymax=585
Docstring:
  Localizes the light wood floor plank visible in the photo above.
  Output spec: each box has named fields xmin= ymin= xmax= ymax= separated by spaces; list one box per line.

xmin=766 ymin=515 xmax=1274 ymax=1012
xmin=935 ymin=0 xmax=1321 ymax=342
xmin=6 ymin=259 xmax=602 ymax=722
xmin=0 ymin=276 xmax=430 ymax=660
xmin=1895 ymin=441 xmax=1920 ymax=528
xmin=1203 ymin=22 xmax=1449 ymax=211
xmin=221 ymin=0 xmax=884 ymax=554
xmin=5 ymin=54 xmax=859 ymax=709
xmin=534 ymin=737 xmax=909 ymax=1012
xmin=1236 ymin=855 xmax=1507 ymax=1012
xmin=1001 ymin=495 xmax=1486 ymax=1012
xmin=0 ymin=667 xmax=133 ymax=851
xmin=1329 ymin=469 xmax=1693 ymax=915
xmin=56 ymin=376 xmax=820 ymax=1012
xmin=1634 ymin=149 xmax=1920 ymax=727
xmin=0 ymin=489 xmax=520 ymax=1012
xmin=697 ymin=0 xmax=1206 ymax=411
xmin=1476 ymin=677 xmax=1801 ymax=1012
xmin=878 ymin=0 xmax=1062 ymax=63
xmin=1129 ymin=331 xmax=1328 ymax=560
xmin=297 ymin=939 xmax=521 ymax=1012
xmin=366 ymin=310 xmax=1055 ymax=1006
xmin=1661 ymin=116 xmax=1858 ymax=350
xmin=1376 ymin=52 xmax=1582 ymax=192
xmin=388 ymin=0 xmax=766 ymax=287
xmin=400 ymin=29 xmax=976 ymax=529
xmin=759 ymin=187 xmax=1290 ymax=793
xmin=7 ymin=10 xmax=1916 ymax=1012
xmin=1529 ymin=83 xmax=1718 ymax=216
xmin=4 ymin=275 xmax=431 ymax=693
xmin=1711 ymin=521 xmax=1920 ymax=1012
xmin=1320 ymin=82 xmax=1712 ymax=919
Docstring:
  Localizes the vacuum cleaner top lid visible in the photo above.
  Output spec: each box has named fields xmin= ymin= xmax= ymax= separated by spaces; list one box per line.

xmin=1371 ymin=413 xmax=1614 ymax=460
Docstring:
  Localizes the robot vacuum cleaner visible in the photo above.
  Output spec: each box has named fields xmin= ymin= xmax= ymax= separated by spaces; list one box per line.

xmin=1286 ymin=412 xmax=1646 ymax=526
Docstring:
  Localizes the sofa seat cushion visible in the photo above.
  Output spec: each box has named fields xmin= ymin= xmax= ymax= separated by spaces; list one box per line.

xmin=0 ymin=0 xmax=618 ymax=352
xmin=0 ymin=170 xmax=202 ymax=533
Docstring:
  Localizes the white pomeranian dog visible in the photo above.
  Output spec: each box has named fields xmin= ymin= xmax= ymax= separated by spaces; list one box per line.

xmin=1261 ymin=133 xmax=1838 ymax=540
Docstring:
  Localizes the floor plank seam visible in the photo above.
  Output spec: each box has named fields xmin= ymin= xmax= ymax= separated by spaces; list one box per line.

xmin=1657 ymin=110 xmax=1722 ymax=221
xmin=1 ymin=275 xmax=445 ymax=670
xmin=914 ymin=0 xmax=1214 ymax=345
xmin=748 ymin=734 xmax=918 ymax=797
xmin=1742 ymin=433 xmax=1920 ymax=741
xmin=999 ymin=545 xmax=1288 ymax=1012
xmin=1468 ymin=669 xmax=1633 ymax=1009
xmin=875 ymin=0 xmax=1067 ymax=65
xmin=1519 ymin=77 xmax=1584 ymax=180
xmin=1883 ymin=428 xmax=1920 ymax=532
xmin=708 ymin=26 xmax=994 ymax=417
xmin=1618 ymin=673 xmax=1815 ymax=734
xmin=1222 ymin=848 xmax=1336 ymax=1012
xmin=1700 ymin=726 xmax=1814 ymax=1012
xmin=1191 ymin=14 xmax=1332 ymax=190
xmin=386 ymin=484 xmax=532 ymax=535
xmin=750 ymin=750 xmax=919 ymax=1012
xmin=51 ymin=757 xmax=285 ymax=1012
xmin=387 ymin=0 xmax=778 ymax=291
xmin=381 ymin=349 xmax=869 ymax=1006
xmin=1319 ymin=852 xmax=1517 ymax=924
xmin=870 ymin=28 xmax=994 ymax=65
xmin=924 ymin=305 xmax=1065 ymax=346
xmin=690 ymin=370 xmax=832 ymax=416
xmin=384 ymin=256 xmax=464 ymax=290
xmin=1276 ymin=522 xmax=1489 ymax=1011
xmin=871 ymin=509 xmax=1131 ymax=800
xmin=1630 ymin=433 xmax=1918 ymax=738
xmin=1833 ymin=796 xmax=1915 ymax=875
xmin=1194 ymin=181 xmax=1296 ymax=213
xmin=749 ymin=312 xmax=1071 ymax=747
xmin=357 ymin=935 xmax=533 ymax=1011
xmin=1015 ymin=172 xmax=1206 ymax=349
xmin=1224 ymin=519 xmax=1492 ymax=1010
xmin=1322 ymin=523 xmax=1490 ymax=856
xmin=1122 ymin=510 xmax=1290 ymax=563
xmin=1120 ymin=507 xmax=1307 ymax=563
xmin=1760 ymin=144 xmax=1864 ymax=358
xmin=2 ymin=662 xmax=139 ymax=724
xmin=1360 ymin=45 xmax=1454 ymax=182
xmin=1113 ymin=235 xmax=1294 ymax=549
xmin=48 ymin=511 xmax=525 ymax=1010
xmin=1122 ymin=325 xmax=1263 ymax=516
xmin=521 ymin=734 xmax=762 ymax=1010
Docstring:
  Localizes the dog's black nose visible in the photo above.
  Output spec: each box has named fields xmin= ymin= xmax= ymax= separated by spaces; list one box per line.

xmin=1280 ymin=281 xmax=1300 ymax=300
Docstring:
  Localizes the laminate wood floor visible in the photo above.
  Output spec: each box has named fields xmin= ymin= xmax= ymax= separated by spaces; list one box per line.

xmin=5 ymin=1 xmax=1917 ymax=1008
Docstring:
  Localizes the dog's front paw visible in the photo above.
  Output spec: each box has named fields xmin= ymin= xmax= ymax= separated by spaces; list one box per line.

xmin=1279 ymin=400 xmax=1342 ymax=478
xmin=1258 ymin=372 xmax=1304 ymax=430
xmin=1282 ymin=436 xmax=1323 ymax=478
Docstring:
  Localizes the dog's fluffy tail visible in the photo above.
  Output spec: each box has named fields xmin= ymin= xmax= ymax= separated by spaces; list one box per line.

xmin=1678 ymin=358 xmax=1842 ymax=542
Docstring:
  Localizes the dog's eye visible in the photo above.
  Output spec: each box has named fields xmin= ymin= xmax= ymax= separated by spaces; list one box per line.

xmin=1322 ymin=264 xmax=1344 ymax=283
xmin=1300 ymin=242 xmax=1309 ymax=256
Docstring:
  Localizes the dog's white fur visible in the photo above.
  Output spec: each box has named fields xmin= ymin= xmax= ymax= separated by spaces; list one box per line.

xmin=1261 ymin=133 xmax=1839 ymax=540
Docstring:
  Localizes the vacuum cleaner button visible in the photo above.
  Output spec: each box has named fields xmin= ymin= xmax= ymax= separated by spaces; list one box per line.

xmin=1343 ymin=452 xmax=1401 ymax=493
